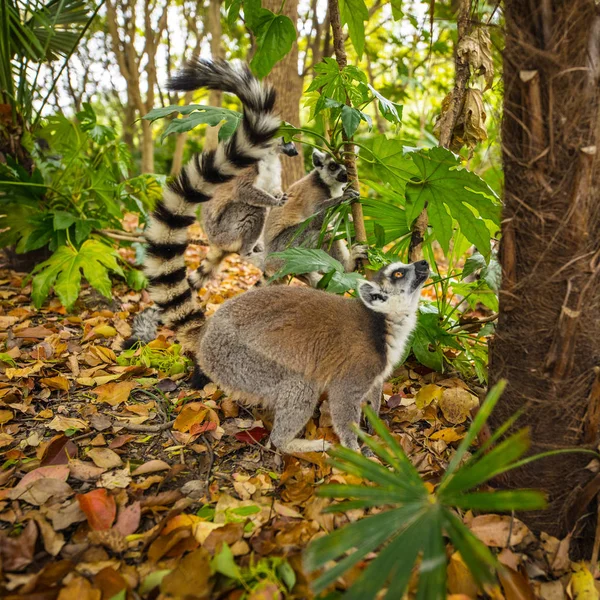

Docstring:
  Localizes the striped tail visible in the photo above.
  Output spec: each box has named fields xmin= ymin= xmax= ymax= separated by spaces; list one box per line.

xmin=143 ymin=60 xmax=280 ymax=374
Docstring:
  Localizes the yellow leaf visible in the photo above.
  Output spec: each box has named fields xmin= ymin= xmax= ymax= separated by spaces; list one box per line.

xmin=570 ymin=563 xmax=599 ymax=600
xmin=5 ymin=361 xmax=44 ymax=380
xmin=40 ymin=376 xmax=70 ymax=391
xmin=0 ymin=409 xmax=14 ymax=424
xmin=92 ymin=325 xmax=117 ymax=339
xmin=415 ymin=384 xmax=443 ymax=409
xmin=173 ymin=403 xmax=208 ymax=433
xmin=48 ymin=416 xmax=88 ymax=432
xmin=430 ymin=427 xmax=465 ymax=443
xmin=92 ymin=381 xmax=136 ymax=406
xmin=447 ymin=551 xmax=479 ymax=598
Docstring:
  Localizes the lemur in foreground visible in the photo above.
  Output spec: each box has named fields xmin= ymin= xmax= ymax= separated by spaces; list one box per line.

xmin=263 ymin=150 xmax=367 ymax=286
xmin=188 ymin=138 xmax=298 ymax=290
xmin=140 ymin=59 xmax=430 ymax=454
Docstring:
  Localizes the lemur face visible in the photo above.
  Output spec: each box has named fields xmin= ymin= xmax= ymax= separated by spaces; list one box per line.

xmin=358 ymin=261 xmax=430 ymax=315
xmin=279 ymin=138 xmax=299 ymax=157
xmin=312 ymin=150 xmax=348 ymax=187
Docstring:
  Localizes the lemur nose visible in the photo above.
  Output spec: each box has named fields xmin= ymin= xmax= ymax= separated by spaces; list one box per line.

xmin=416 ymin=260 xmax=429 ymax=268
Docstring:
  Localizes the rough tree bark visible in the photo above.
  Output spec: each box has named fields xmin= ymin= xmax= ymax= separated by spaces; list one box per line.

xmin=204 ymin=0 xmax=224 ymax=152
xmin=408 ymin=0 xmax=471 ymax=262
xmin=490 ymin=0 xmax=600 ymax=551
xmin=327 ymin=0 xmax=367 ymax=244
xmin=263 ymin=0 xmax=304 ymax=188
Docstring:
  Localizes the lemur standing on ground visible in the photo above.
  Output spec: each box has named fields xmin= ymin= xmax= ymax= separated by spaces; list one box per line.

xmin=139 ymin=58 xmax=430 ymax=453
xmin=263 ymin=149 xmax=367 ymax=286
xmin=188 ymin=138 xmax=298 ymax=290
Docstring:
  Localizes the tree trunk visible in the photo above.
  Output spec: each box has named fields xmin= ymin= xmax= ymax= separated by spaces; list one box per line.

xmin=490 ymin=0 xmax=600 ymax=552
xmin=140 ymin=119 xmax=155 ymax=173
xmin=204 ymin=0 xmax=224 ymax=151
xmin=264 ymin=0 xmax=304 ymax=189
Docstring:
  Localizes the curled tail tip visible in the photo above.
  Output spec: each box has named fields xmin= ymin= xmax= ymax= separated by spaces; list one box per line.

xmin=188 ymin=267 xmax=211 ymax=290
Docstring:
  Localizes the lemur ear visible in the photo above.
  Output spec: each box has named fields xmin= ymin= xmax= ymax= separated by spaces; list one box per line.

xmin=312 ymin=150 xmax=325 ymax=167
xmin=358 ymin=281 xmax=389 ymax=308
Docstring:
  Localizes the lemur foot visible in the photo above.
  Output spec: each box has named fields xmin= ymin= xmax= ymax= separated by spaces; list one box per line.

xmin=274 ymin=192 xmax=288 ymax=207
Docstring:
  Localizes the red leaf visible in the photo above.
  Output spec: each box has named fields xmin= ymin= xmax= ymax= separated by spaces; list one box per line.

xmin=235 ymin=427 xmax=268 ymax=445
xmin=40 ymin=435 xmax=77 ymax=466
xmin=189 ymin=421 xmax=217 ymax=436
xmin=109 ymin=434 xmax=136 ymax=450
xmin=77 ymin=489 xmax=116 ymax=531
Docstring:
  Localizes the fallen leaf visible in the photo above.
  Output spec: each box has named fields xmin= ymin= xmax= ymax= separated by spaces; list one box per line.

xmin=15 ymin=326 xmax=54 ymax=338
xmin=92 ymin=381 xmax=136 ymax=407
xmin=97 ymin=468 xmax=131 ymax=489
xmin=173 ymin=403 xmax=208 ymax=433
xmin=203 ymin=522 xmax=244 ymax=555
xmin=10 ymin=478 xmax=73 ymax=506
xmin=160 ymin=548 xmax=213 ymax=598
xmin=439 ymin=387 xmax=479 ymax=424
xmin=48 ymin=415 xmax=87 ymax=433
xmin=470 ymin=514 xmax=529 ymax=547
xmin=69 ymin=460 xmax=107 ymax=481
xmin=131 ymin=460 xmax=170 ymax=476
xmin=235 ymin=427 xmax=268 ymax=444
xmin=93 ymin=567 xmax=129 ymax=599
xmin=40 ymin=435 xmax=78 ymax=466
xmin=248 ymin=581 xmax=282 ymax=600
xmin=415 ymin=384 xmax=443 ymax=409
xmin=43 ymin=498 xmax=87 ymax=530
xmin=77 ymin=489 xmax=116 ymax=530
xmin=0 ymin=520 xmax=37 ymax=572
xmin=498 ymin=566 xmax=535 ymax=600
xmin=568 ymin=562 xmax=598 ymax=600
xmin=109 ymin=434 xmax=136 ymax=449
xmin=0 ymin=409 xmax=14 ymax=424
xmin=430 ymin=427 xmax=465 ymax=443
xmin=40 ymin=376 xmax=70 ymax=391
xmin=447 ymin=551 xmax=479 ymax=598
xmin=57 ymin=575 xmax=101 ymax=600
xmin=87 ymin=448 xmax=122 ymax=469
xmin=25 ymin=511 xmax=65 ymax=556
xmin=114 ymin=501 xmax=141 ymax=536
xmin=18 ymin=464 xmax=69 ymax=488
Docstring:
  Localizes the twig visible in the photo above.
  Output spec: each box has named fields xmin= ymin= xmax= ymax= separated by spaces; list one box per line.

xmin=448 ymin=313 xmax=499 ymax=333
xmin=201 ymin=434 xmax=215 ymax=490
xmin=327 ymin=0 xmax=367 ymax=245
xmin=120 ymin=419 xmax=176 ymax=432
xmin=99 ymin=230 xmax=143 ymax=243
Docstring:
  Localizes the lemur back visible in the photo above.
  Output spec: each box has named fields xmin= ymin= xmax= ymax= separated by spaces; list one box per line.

xmin=263 ymin=150 xmax=366 ymax=284
xmin=189 ymin=140 xmax=297 ymax=289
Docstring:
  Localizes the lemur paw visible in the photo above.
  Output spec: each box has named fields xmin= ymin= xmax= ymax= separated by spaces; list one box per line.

xmin=351 ymin=244 xmax=369 ymax=260
xmin=343 ymin=188 xmax=360 ymax=201
xmin=275 ymin=192 xmax=288 ymax=206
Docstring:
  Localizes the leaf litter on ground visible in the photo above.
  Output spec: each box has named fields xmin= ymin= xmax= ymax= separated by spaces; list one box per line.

xmin=0 ymin=248 xmax=596 ymax=599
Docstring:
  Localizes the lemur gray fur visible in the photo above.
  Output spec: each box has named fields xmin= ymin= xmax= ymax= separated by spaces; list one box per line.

xmin=136 ymin=58 xmax=430 ymax=455
xmin=188 ymin=138 xmax=298 ymax=290
xmin=263 ymin=149 xmax=367 ymax=286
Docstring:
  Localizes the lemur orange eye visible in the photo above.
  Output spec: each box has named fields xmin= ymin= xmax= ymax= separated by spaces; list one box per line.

xmin=393 ymin=271 xmax=404 ymax=279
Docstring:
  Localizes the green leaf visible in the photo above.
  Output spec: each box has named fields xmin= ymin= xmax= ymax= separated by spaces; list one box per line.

xmin=139 ymin=570 xmax=171 ymax=595
xmin=341 ymin=105 xmax=362 ymax=137
xmin=276 ymin=560 xmax=296 ymax=591
xmin=249 ymin=10 xmax=296 ymax=79
xmin=269 ymin=248 xmax=364 ymax=294
xmin=415 ymin=507 xmax=446 ymax=600
xmin=30 ymin=240 xmax=124 ymax=310
xmin=405 ymin=147 xmax=501 ymax=257
xmin=390 ymin=0 xmax=403 ymax=19
xmin=367 ymin=84 xmax=403 ymax=124
xmin=339 ymin=0 xmax=368 ymax=58
xmin=366 ymin=136 xmax=418 ymax=192
xmin=125 ymin=269 xmax=147 ymax=291
xmin=212 ymin=543 xmax=242 ymax=580
xmin=449 ymin=490 xmax=547 ymax=512
xmin=52 ymin=211 xmax=78 ymax=231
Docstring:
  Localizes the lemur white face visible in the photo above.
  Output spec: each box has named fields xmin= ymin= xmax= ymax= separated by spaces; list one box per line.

xmin=312 ymin=150 xmax=348 ymax=189
xmin=358 ymin=260 xmax=430 ymax=316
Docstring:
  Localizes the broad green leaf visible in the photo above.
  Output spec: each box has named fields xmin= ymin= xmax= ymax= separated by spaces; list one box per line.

xmin=52 ymin=210 xmax=77 ymax=230
xmin=341 ymin=105 xmax=362 ymax=137
xmin=317 ymin=484 xmax=409 ymax=504
xmin=415 ymin=507 xmax=446 ymax=600
xmin=390 ymin=0 xmax=403 ymax=19
xmin=339 ymin=0 xmax=368 ymax=58
xmin=366 ymin=136 xmax=418 ymax=191
xmin=248 ymin=7 xmax=296 ymax=79
xmin=367 ymin=84 xmax=403 ymax=124
xmin=30 ymin=240 xmax=124 ymax=309
xmin=405 ymin=147 xmax=501 ymax=256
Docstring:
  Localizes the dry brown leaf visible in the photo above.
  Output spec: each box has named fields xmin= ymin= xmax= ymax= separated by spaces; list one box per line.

xmin=57 ymin=574 xmax=102 ymax=600
xmin=447 ymin=551 xmax=479 ymax=598
xmin=0 ymin=520 xmax=37 ymax=572
xmin=173 ymin=402 xmax=208 ymax=433
xmin=457 ymin=27 xmax=494 ymax=90
xmin=87 ymin=448 xmax=122 ymax=469
xmin=0 ymin=409 xmax=14 ymax=424
xmin=68 ymin=460 xmax=107 ymax=481
xmin=48 ymin=415 xmax=88 ymax=432
xmin=24 ymin=511 xmax=65 ymax=556
xmin=97 ymin=468 xmax=131 ymax=489
xmin=470 ymin=514 xmax=529 ymax=547
xmin=160 ymin=548 xmax=212 ymax=599
xmin=40 ymin=376 xmax=70 ymax=391
xmin=439 ymin=387 xmax=479 ymax=424
xmin=131 ymin=460 xmax=170 ymax=476
xmin=10 ymin=477 xmax=73 ymax=506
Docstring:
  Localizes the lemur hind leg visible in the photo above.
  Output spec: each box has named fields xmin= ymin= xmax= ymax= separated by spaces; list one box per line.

xmin=189 ymin=246 xmax=229 ymax=289
xmin=270 ymin=380 xmax=331 ymax=453
xmin=327 ymin=382 xmax=376 ymax=452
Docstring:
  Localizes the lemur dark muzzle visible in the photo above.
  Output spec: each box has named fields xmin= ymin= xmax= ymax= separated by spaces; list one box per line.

xmin=337 ymin=171 xmax=348 ymax=182
xmin=414 ymin=260 xmax=430 ymax=281
xmin=281 ymin=142 xmax=299 ymax=157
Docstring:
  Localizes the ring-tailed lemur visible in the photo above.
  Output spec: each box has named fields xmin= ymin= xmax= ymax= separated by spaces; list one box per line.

xmin=188 ymin=138 xmax=298 ymax=290
xmin=263 ymin=149 xmax=367 ymax=286
xmin=193 ymin=260 xmax=429 ymax=453
xmin=139 ymin=58 xmax=281 ymax=385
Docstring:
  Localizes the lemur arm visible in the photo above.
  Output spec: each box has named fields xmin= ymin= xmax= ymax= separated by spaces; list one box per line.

xmin=310 ymin=189 xmax=359 ymax=229
xmin=237 ymin=178 xmax=284 ymax=207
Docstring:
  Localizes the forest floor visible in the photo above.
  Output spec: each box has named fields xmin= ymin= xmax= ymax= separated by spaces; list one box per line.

xmin=0 ymin=241 xmax=595 ymax=600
